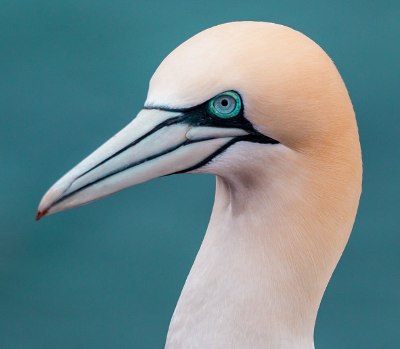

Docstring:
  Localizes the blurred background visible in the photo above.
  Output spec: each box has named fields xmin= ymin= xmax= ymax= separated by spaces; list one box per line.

xmin=1 ymin=0 xmax=399 ymax=348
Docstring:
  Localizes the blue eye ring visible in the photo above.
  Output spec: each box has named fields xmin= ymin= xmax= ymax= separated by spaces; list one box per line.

xmin=209 ymin=91 xmax=242 ymax=119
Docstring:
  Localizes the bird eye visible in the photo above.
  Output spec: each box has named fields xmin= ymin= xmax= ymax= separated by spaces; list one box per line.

xmin=209 ymin=91 xmax=241 ymax=118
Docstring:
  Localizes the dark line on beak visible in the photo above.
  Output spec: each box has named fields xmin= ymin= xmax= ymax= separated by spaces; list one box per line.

xmin=53 ymin=139 xmax=190 ymax=207
xmin=173 ymin=138 xmax=239 ymax=175
xmin=175 ymin=134 xmax=279 ymax=174
xmin=75 ymin=114 xmax=185 ymax=181
xmin=52 ymin=133 xmax=278 ymax=209
xmin=52 ymin=135 xmax=225 ymax=208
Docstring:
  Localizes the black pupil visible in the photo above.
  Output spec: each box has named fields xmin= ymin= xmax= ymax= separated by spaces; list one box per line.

xmin=221 ymin=99 xmax=228 ymax=107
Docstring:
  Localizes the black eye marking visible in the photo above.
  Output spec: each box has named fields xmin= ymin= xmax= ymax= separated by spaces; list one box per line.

xmin=144 ymin=91 xmax=279 ymax=173
xmin=146 ymin=91 xmax=267 ymax=138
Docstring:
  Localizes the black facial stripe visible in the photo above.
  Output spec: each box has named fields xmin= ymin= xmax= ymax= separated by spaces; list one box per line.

xmin=173 ymin=138 xmax=239 ymax=175
xmin=175 ymin=133 xmax=278 ymax=175
xmin=147 ymin=92 xmax=279 ymax=173
xmin=146 ymin=92 xmax=259 ymax=135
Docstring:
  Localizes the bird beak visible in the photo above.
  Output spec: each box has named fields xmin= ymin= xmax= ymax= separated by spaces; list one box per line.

xmin=36 ymin=108 xmax=248 ymax=220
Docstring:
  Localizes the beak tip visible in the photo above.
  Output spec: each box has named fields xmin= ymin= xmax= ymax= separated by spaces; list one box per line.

xmin=36 ymin=210 xmax=46 ymax=221
xmin=36 ymin=200 xmax=52 ymax=221
xmin=36 ymin=181 xmax=69 ymax=222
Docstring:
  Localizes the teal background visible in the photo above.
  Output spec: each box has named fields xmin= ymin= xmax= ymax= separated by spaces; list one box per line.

xmin=1 ymin=1 xmax=399 ymax=348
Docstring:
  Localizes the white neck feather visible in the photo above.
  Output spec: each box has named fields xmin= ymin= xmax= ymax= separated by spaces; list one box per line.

xmin=165 ymin=142 xmax=360 ymax=349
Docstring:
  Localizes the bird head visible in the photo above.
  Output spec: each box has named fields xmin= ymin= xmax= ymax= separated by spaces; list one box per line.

xmin=37 ymin=22 xmax=361 ymax=221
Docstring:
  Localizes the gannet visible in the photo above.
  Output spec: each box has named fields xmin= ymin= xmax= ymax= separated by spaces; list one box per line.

xmin=36 ymin=22 xmax=362 ymax=349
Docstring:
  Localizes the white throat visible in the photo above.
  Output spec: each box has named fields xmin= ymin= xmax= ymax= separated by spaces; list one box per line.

xmin=165 ymin=142 xmax=359 ymax=349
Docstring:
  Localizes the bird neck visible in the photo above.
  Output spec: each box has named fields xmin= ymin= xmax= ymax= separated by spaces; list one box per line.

xmin=165 ymin=143 xmax=361 ymax=349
